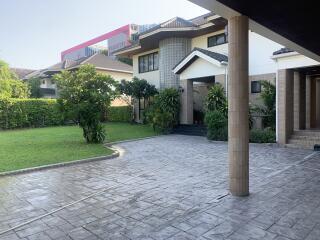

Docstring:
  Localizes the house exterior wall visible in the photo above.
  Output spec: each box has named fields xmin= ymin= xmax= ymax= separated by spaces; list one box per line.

xmin=132 ymin=49 xmax=160 ymax=89
xmin=159 ymin=38 xmax=191 ymax=89
xmin=180 ymin=58 xmax=226 ymax=80
xmin=97 ymin=69 xmax=133 ymax=107
xmin=192 ymin=31 xmax=282 ymax=76
xmin=96 ymin=69 xmax=132 ymax=82
xmin=249 ymin=73 xmax=276 ymax=106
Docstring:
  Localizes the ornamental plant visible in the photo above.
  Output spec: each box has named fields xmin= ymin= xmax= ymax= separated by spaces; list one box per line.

xmin=55 ymin=65 xmax=118 ymax=143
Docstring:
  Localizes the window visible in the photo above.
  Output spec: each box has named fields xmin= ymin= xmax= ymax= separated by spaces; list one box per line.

xmin=139 ymin=52 xmax=159 ymax=73
xmin=208 ymin=33 xmax=228 ymax=47
xmin=251 ymin=81 xmax=262 ymax=93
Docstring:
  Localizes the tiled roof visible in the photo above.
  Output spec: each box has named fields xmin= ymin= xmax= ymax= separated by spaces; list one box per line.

xmin=273 ymin=48 xmax=294 ymax=55
xmin=174 ymin=47 xmax=228 ymax=74
xmin=194 ymin=48 xmax=228 ymax=62
xmin=10 ymin=68 xmax=35 ymax=79
xmin=189 ymin=12 xmax=215 ymax=25
xmin=25 ymin=53 xmax=132 ymax=79
xmin=82 ymin=53 xmax=133 ymax=72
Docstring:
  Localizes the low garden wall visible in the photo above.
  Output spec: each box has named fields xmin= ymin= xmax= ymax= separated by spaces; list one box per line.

xmin=0 ymin=98 xmax=132 ymax=130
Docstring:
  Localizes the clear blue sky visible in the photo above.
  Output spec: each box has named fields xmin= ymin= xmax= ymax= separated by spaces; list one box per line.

xmin=0 ymin=0 xmax=208 ymax=69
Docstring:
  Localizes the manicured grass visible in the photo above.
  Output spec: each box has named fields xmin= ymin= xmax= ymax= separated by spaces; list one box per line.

xmin=0 ymin=123 xmax=159 ymax=173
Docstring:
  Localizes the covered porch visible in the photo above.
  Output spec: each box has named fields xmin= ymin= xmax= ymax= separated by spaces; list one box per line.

xmin=173 ymin=47 xmax=228 ymax=125
xmin=189 ymin=0 xmax=320 ymax=196
xmin=277 ymin=65 xmax=320 ymax=148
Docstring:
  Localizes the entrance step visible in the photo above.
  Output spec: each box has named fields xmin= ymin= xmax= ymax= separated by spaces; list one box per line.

xmin=287 ymin=130 xmax=320 ymax=150
xmin=172 ymin=124 xmax=207 ymax=136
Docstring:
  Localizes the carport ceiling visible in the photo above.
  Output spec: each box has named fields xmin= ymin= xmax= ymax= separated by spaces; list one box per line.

xmin=209 ymin=0 xmax=319 ymax=56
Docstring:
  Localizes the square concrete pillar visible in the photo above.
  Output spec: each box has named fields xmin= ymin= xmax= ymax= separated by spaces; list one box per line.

xmin=180 ymin=79 xmax=193 ymax=125
xmin=228 ymin=15 xmax=249 ymax=197
xmin=306 ymin=76 xmax=311 ymax=129
xmin=293 ymin=72 xmax=306 ymax=130
xmin=278 ymin=69 xmax=294 ymax=144
xmin=311 ymin=78 xmax=317 ymax=128
xmin=317 ymin=79 xmax=320 ymax=128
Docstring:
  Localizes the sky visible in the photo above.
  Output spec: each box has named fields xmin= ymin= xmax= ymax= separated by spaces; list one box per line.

xmin=0 ymin=0 xmax=208 ymax=70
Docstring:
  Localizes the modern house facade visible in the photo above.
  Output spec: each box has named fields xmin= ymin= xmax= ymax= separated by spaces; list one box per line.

xmin=115 ymin=13 xmax=281 ymax=126
xmin=25 ymin=53 xmax=133 ymax=105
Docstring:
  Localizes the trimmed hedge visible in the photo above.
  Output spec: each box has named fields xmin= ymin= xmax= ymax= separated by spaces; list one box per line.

xmin=250 ymin=129 xmax=276 ymax=143
xmin=0 ymin=98 xmax=64 ymax=129
xmin=0 ymin=98 xmax=133 ymax=130
xmin=107 ymin=106 xmax=132 ymax=122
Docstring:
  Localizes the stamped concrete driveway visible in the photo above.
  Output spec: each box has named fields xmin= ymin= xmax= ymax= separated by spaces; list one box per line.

xmin=0 ymin=135 xmax=320 ymax=240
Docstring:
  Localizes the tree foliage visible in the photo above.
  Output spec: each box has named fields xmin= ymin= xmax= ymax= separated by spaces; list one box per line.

xmin=118 ymin=77 xmax=158 ymax=120
xmin=205 ymin=84 xmax=227 ymax=116
xmin=27 ymin=77 xmax=43 ymax=98
xmin=54 ymin=65 xmax=118 ymax=143
xmin=118 ymin=77 xmax=158 ymax=100
xmin=253 ymin=80 xmax=276 ymax=130
xmin=0 ymin=60 xmax=29 ymax=98
xmin=0 ymin=60 xmax=17 ymax=81
xmin=145 ymin=88 xmax=180 ymax=133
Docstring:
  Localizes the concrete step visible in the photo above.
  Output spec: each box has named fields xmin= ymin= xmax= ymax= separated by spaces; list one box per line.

xmin=285 ymin=143 xmax=314 ymax=150
xmin=172 ymin=125 xmax=207 ymax=136
xmin=293 ymin=130 xmax=320 ymax=137
xmin=288 ymin=139 xmax=319 ymax=149
xmin=290 ymin=135 xmax=320 ymax=141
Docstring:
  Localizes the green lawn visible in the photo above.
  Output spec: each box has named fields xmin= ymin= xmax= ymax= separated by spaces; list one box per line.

xmin=0 ymin=123 xmax=159 ymax=173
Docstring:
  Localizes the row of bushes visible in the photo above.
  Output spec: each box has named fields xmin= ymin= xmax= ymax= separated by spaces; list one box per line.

xmin=0 ymin=98 xmax=132 ymax=130
xmin=204 ymin=84 xmax=276 ymax=143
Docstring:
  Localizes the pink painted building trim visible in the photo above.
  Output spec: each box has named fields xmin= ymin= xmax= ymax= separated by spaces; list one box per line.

xmin=61 ymin=24 xmax=130 ymax=60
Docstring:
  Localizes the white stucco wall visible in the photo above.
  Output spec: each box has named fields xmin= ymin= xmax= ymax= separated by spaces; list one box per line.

xmin=192 ymin=30 xmax=283 ymax=76
xmin=97 ymin=69 xmax=132 ymax=82
xmin=180 ymin=57 xmax=226 ymax=80
xmin=273 ymin=53 xmax=320 ymax=70
xmin=192 ymin=30 xmax=228 ymax=55
xmin=132 ymin=48 xmax=160 ymax=89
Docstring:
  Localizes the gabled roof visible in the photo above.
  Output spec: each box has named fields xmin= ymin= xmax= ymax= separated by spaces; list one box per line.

xmin=173 ymin=48 xmax=228 ymax=74
xmin=25 ymin=53 xmax=133 ymax=79
xmin=273 ymin=48 xmax=294 ymax=56
xmin=114 ymin=13 xmax=227 ymax=57
xmin=10 ymin=68 xmax=36 ymax=79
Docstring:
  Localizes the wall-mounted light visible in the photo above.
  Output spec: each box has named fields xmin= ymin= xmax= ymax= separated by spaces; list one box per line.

xmin=178 ymin=86 xmax=184 ymax=93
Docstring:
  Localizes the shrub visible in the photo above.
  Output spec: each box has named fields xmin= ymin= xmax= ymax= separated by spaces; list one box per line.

xmin=107 ymin=106 xmax=132 ymax=122
xmin=204 ymin=110 xmax=228 ymax=141
xmin=205 ymin=84 xmax=227 ymax=115
xmin=252 ymin=80 xmax=276 ymax=130
xmin=250 ymin=129 xmax=276 ymax=143
xmin=145 ymin=88 xmax=180 ymax=133
xmin=0 ymin=98 xmax=65 ymax=129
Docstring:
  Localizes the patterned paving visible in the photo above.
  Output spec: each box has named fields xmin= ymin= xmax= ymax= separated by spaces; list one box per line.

xmin=0 ymin=135 xmax=319 ymax=240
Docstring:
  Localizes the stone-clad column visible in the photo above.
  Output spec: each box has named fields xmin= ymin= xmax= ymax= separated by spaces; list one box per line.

xmin=293 ymin=72 xmax=306 ymax=130
xmin=278 ymin=69 xmax=294 ymax=144
xmin=306 ymin=76 xmax=311 ymax=129
xmin=317 ymin=79 xmax=320 ymax=128
xmin=228 ymin=15 xmax=249 ymax=197
xmin=180 ymin=79 xmax=193 ymax=125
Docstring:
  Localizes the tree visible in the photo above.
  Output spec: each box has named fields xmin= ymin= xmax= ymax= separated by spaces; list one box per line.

xmin=0 ymin=60 xmax=29 ymax=98
xmin=118 ymin=77 xmax=158 ymax=120
xmin=116 ymin=57 xmax=133 ymax=66
xmin=54 ymin=65 xmax=118 ymax=143
xmin=0 ymin=60 xmax=17 ymax=81
xmin=27 ymin=77 xmax=43 ymax=98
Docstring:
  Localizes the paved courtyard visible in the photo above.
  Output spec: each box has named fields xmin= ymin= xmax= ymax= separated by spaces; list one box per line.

xmin=0 ymin=135 xmax=320 ymax=240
